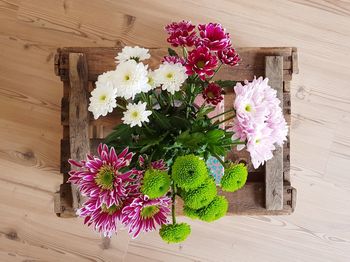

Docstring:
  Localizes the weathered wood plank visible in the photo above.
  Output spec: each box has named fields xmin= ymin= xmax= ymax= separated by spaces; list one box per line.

xmin=175 ymin=183 xmax=295 ymax=216
xmin=55 ymin=47 xmax=295 ymax=82
xmin=265 ymin=56 xmax=284 ymax=210
xmin=68 ymin=53 xmax=90 ymax=210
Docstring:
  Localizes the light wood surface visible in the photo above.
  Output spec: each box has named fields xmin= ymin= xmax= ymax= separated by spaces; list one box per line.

xmin=0 ymin=0 xmax=349 ymax=261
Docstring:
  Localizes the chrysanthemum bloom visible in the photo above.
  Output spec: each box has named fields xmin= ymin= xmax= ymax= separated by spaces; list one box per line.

xmin=122 ymin=101 xmax=152 ymax=127
xmin=185 ymin=46 xmax=218 ymax=81
xmin=162 ymin=55 xmax=185 ymax=65
xmin=231 ymin=77 xmax=288 ymax=168
xmin=88 ymin=81 xmax=118 ymax=119
xmin=165 ymin=20 xmax=197 ymax=47
xmin=159 ymin=223 xmax=191 ymax=243
xmin=221 ymin=163 xmax=248 ymax=192
xmin=77 ymin=197 xmax=126 ymax=237
xmin=197 ymin=23 xmax=231 ymax=51
xmin=68 ymin=144 xmax=140 ymax=207
xmin=115 ymin=46 xmax=151 ymax=63
xmin=122 ymin=195 xmax=171 ymax=238
xmin=114 ymin=60 xmax=150 ymax=99
xmin=138 ymin=155 xmax=168 ymax=171
xmin=218 ymin=47 xmax=240 ymax=66
xmin=141 ymin=169 xmax=170 ymax=199
xmin=202 ymin=83 xmax=224 ymax=105
xmin=154 ymin=62 xmax=188 ymax=94
xmin=147 ymin=70 xmax=158 ymax=90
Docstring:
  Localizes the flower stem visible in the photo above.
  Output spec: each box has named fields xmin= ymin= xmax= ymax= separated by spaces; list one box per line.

xmin=171 ymin=182 xmax=177 ymax=225
xmin=209 ymin=108 xmax=235 ymax=120
xmin=213 ymin=114 xmax=236 ymax=127
xmin=116 ymin=103 xmax=126 ymax=110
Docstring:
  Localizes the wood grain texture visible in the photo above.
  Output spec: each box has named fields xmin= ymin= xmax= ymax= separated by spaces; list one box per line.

xmin=1 ymin=0 xmax=350 ymax=261
xmin=265 ymin=56 xmax=284 ymax=210
xmin=68 ymin=53 xmax=90 ymax=210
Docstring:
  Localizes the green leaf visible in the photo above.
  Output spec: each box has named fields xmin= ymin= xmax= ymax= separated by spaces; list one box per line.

xmin=215 ymin=80 xmax=237 ymax=89
xmin=206 ymin=129 xmax=225 ymax=143
xmin=105 ymin=124 xmax=132 ymax=144
xmin=196 ymin=106 xmax=215 ymax=119
xmin=168 ymin=48 xmax=178 ymax=57
xmin=151 ymin=110 xmax=171 ymax=129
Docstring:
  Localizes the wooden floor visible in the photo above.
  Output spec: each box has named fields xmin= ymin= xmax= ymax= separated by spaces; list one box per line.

xmin=1 ymin=0 xmax=350 ymax=261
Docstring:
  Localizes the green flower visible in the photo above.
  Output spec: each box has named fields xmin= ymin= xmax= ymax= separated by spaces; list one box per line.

xmin=221 ymin=163 xmax=248 ymax=192
xmin=141 ymin=169 xmax=170 ymax=199
xmin=172 ymin=155 xmax=208 ymax=191
xmin=196 ymin=196 xmax=228 ymax=222
xmin=183 ymin=205 xmax=199 ymax=219
xmin=159 ymin=223 xmax=191 ymax=243
xmin=183 ymin=177 xmax=217 ymax=209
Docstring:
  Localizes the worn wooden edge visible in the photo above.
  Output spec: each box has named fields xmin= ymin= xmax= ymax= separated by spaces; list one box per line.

xmin=265 ymin=56 xmax=284 ymax=210
xmin=55 ymin=47 xmax=297 ymax=82
xmin=292 ymin=47 xmax=299 ymax=74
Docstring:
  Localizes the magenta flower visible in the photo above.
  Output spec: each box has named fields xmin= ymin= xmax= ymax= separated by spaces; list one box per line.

xmin=198 ymin=23 xmax=231 ymax=51
xmin=165 ymin=20 xmax=197 ymax=47
xmin=186 ymin=46 xmax=218 ymax=81
xmin=68 ymin=144 xmax=141 ymax=208
xmin=162 ymin=55 xmax=185 ymax=65
xmin=122 ymin=195 xmax=171 ymax=238
xmin=231 ymin=77 xmax=288 ymax=168
xmin=138 ymin=156 xmax=168 ymax=171
xmin=218 ymin=47 xmax=240 ymax=66
xmin=202 ymin=83 xmax=224 ymax=105
xmin=77 ymin=197 xmax=126 ymax=237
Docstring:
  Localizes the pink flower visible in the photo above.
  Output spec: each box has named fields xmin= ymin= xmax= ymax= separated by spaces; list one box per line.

xmin=68 ymin=144 xmax=141 ymax=208
xmin=138 ymin=155 xmax=168 ymax=171
xmin=162 ymin=55 xmax=185 ymax=65
xmin=231 ymin=77 xmax=288 ymax=168
xmin=186 ymin=46 xmax=218 ymax=81
xmin=202 ymin=83 xmax=224 ymax=105
xmin=198 ymin=23 xmax=231 ymax=51
xmin=122 ymin=195 xmax=171 ymax=238
xmin=165 ymin=20 xmax=198 ymax=47
xmin=78 ymin=197 xmax=127 ymax=237
xmin=218 ymin=47 xmax=240 ymax=66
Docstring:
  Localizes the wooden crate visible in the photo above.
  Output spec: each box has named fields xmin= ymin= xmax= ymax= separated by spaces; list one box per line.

xmin=54 ymin=47 xmax=298 ymax=217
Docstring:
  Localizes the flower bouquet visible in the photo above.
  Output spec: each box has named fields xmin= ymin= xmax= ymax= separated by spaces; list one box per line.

xmin=68 ymin=21 xmax=288 ymax=243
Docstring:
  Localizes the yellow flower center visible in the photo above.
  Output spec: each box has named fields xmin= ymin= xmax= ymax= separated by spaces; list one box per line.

xmin=245 ymin=104 xmax=252 ymax=112
xmin=100 ymin=95 xmax=107 ymax=101
xmin=95 ymin=165 xmax=115 ymax=190
xmin=131 ymin=111 xmax=139 ymax=118
xmin=101 ymin=203 xmax=122 ymax=215
xmin=125 ymin=74 xmax=130 ymax=81
xmin=140 ymin=205 xmax=160 ymax=219
xmin=255 ymin=139 xmax=261 ymax=144
xmin=166 ymin=73 xmax=173 ymax=79
xmin=196 ymin=60 xmax=205 ymax=68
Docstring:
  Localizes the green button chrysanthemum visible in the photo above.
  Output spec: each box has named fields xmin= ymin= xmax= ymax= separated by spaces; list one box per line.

xmin=141 ymin=169 xmax=171 ymax=199
xmin=183 ymin=177 xmax=217 ymax=209
xmin=221 ymin=163 xmax=248 ymax=192
xmin=183 ymin=205 xmax=199 ymax=219
xmin=196 ymin=195 xmax=228 ymax=222
xmin=159 ymin=223 xmax=191 ymax=243
xmin=172 ymin=154 xmax=208 ymax=191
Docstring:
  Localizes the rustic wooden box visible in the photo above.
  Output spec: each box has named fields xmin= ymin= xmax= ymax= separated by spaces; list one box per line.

xmin=54 ymin=47 xmax=298 ymax=217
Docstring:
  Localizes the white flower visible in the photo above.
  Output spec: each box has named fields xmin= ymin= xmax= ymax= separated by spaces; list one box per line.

xmin=154 ymin=62 xmax=188 ymax=94
xmin=115 ymin=46 xmax=151 ymax=63
xmin=96 ymin=70 xmax=119 ymax=90
xmin=122 ymin=101 xmax=152 ymax=127
xmin=114 ymin=60 xmax=150 ymax=100
xmin=147 ymin=70 xmax=158 ymax=90
xmin=88 ymin=81 xmax=117 ymax=119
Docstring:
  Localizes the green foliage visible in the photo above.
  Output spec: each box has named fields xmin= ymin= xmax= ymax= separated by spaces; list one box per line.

xmin=221 ymin=163 xmax=248 ymax=192
xmin=172 ymin=155 xmax=208 ymax=191
xmin=196 ymin=196 xmax=228 ymax=222
xmin=183 ymin=205 xmax=199 ymax=219
xmin=167 ymin=47 xmax=178 ymax=57
xmin=141 ymin=169 xmax=171 ymax=199
xmin=214 ymin=80 xmax=237 ymax=89
xmin=159 ymin=223 xmax=191 ymax=243
xmin=183 ymin=177 xmax=217 ymax=209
